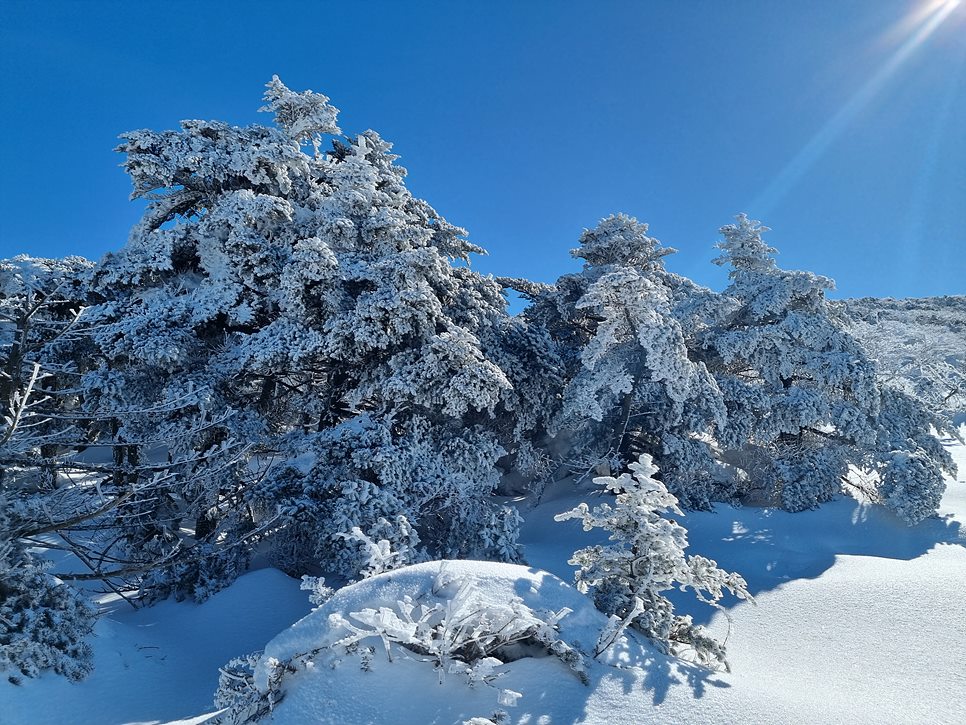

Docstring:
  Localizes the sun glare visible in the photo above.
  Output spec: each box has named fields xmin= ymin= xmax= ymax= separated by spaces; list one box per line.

xmin=748 ymin=0 xmax=963 ymax=215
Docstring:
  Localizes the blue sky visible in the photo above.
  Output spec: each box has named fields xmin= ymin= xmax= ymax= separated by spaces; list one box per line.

xmin=1 ymin=0 xmax=963 ymax=298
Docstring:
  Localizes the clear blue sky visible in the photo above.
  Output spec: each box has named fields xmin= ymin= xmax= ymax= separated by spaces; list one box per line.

xmin=1 ymin=0 xmax=963 ymax=298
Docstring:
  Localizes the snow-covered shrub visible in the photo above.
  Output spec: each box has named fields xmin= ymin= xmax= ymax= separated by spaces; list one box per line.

xmin=299 ymin=576 xmax=335 ymax=606
xmin=556 ymin=454 xmax=751 ymax=669
xmin=0 ymin=514 xmax=96 ymax=682
xmin=212 ymin=562 xmax=594 ymax=724
xmin=838 ymin=295 xmax=966 ymax=431
xmin=213 ymin=652 xmax=289 ymax=725
xmin=257 ymin=415 xmax=519 ymax=580
xmin=330 ymin=572 xmax=586 ymax=686
xmin=877 ymin=450 xmax=947 ymax=526
xmin=480 ymin=506 xmax=525 ymax=563
xmin=338 ymin=515 xmax=423 ymax=578
xmin=139 ymin=541 xmax=253 ymax=604
xmin=756 ymin=444 xmax=849 ymax=513
xmin=875 ymin=386 xmax=955 ymax=518
xmin=461 ymin=715 xmax=509 ymax=725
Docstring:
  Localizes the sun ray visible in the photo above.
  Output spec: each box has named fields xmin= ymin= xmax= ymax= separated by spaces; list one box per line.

xmin=900 ymin=39 xmax=966 ymax=278
xmin=748 ymin=0 xmax=962 ymax=215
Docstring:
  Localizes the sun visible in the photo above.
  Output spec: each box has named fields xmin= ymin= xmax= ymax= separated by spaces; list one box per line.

xmin=938 ymin=0 xmax=963 ymax=16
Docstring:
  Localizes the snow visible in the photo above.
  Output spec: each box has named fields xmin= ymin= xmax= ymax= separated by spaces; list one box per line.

xmin=4 ymin=439 xmax=964 ymax=725
xmin=0 ymin=569 xmax=312 ymax=725
xmin=252 ymin=559 xmax=638 ymax=725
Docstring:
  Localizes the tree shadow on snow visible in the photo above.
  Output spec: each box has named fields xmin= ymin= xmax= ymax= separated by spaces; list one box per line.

xmin=513 ymin=569 xmax=730 ymax=723
xmin=629 ymin=650 xmax=730 ymax=705
xmin=519 ymin=458 xmax=964 ymax=718
xmin=671 ymin=486 xmax=964 ymax=626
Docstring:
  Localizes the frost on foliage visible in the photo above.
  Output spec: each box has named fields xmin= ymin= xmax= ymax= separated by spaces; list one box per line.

xmin=572 ymin=213 xmax=676 ymax=270
xmin=770 ymin=445 xmax=848 ymax=512
xmin=480 ymin=506 xmax=525 ymax=563
xmin=299 ymin=576 xmax=335 ymax=607
xmin=69 ymin=77 xmax=536 ymax=600
xmin=556 ymin=455 xmax=751 ymax=669
xmin=1 ymin=255 xmax=94 ymax=466
xmin=339 ymin=515 xmax=422 ymax=578
xmin=257 ymin=415 xmax=519 ymax=579
xmin=0 ymin=505 xmax=96 ymax=683
xmin=537 ymin=215 xmax=728 ymax=507
xmin=839 ymin=296 xmax=966 ymax=431
xmin=329 ymin=571 xmax=585 ymax=687
xmin=703 ymin=214 xmax=950 ymax=523
xmin=213 ymin=651 xmax=289 ymax=725
xmin=875 ymin=387 xmax=955 ymax=519
xmin=878 ymin=450 xmax=947 ymax=526
xmin=260 ymin=75 xmax=340 ymax=151
xmin=213 ymin=563 xmax=589 ymax=725
xmin=3 ymin=73 xmax=960 ymax=672
xmin=0 ymin=258 xmax=99 ymax=682
xmin=381 ymin=326 xmax=512 ymax=418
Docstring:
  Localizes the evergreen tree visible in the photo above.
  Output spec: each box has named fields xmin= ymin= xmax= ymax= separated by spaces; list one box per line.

xmin=82 ymin=78 xmax=530 ymax=593
xmin=514 ymin=215 xmax=729 ymax=507
xmin=556 ymin=454 xmax=751 ymax=669
xmin=702 ymin=215 xmax=953 ymax=521
xmin=0 ymin=257 xmax=97 ymax=681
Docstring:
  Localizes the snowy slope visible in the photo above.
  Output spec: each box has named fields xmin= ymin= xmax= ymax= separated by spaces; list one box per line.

xmin=3 ymin=438 xmax=964 ymax=725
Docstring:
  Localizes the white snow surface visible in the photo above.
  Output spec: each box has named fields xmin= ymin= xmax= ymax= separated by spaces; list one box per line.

xmin=3 ymin=437 xmax=965 ymax=725
xmin=0 ymin=569 xmax=312 ymax=725
xmin=253 ymin=559 xmax=650 ymax=725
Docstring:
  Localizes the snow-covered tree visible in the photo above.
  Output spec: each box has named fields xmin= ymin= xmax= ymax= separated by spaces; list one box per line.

xmin=0 ymin=502 xmax=96 ymax=683
xmin=839 ymin=295 xmax=966 ymax=432
xmin=556 ymin=454 xmax=751 ymax=669
xmin=702 ymin=215 xmax=954 ymax=522
xmin=0 ymin=257 xmax=97 ymax=681
xmin=79 ymin=77 xmax=530 ymax=595
xmin=256 ymin=414 xmax=520 ymax=580
xmin=1 ymin=256 xmax=94 ymax=484
xmin=513 ymin=215 xmax=729 ymax=507
xmin=212 ymin=562 xmax=589 ymax=725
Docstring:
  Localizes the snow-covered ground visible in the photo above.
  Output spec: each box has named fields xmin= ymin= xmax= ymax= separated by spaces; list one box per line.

xmin=3 ymin=437 xmax=965 ymax=725
xmin=519 ymin=435 xmax=966 ymax=725
xmin=0 ymin=570 xmax=313 ymax=725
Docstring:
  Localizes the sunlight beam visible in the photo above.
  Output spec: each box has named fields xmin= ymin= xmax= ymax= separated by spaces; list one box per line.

xmin=748 ymin=0 xmax=961 ymax=215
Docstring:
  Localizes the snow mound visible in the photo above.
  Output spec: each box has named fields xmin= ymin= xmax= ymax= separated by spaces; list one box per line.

xmin=223 ymin=560 xmax=672 ymax=725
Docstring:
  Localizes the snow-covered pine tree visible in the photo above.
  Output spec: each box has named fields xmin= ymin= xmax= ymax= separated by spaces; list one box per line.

xmin=0 ymin=256 xmax=97 ymax=485
xmin=701 ymin=214 xmax=953 ymax=522
xmin=83 ymin=77 xmax=530 ymax=593
xmin=0 ymin=502 xmax=96 ymax=683
xmin=556 ymin=454 xmax=751 ymax=669
xmin=838 ymin=295 xmax=966 ymax=433
xmin=0 ymin=257 xmax=97 ymax=681
xmin=513 ymin=215 xmax=729 ymax=507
